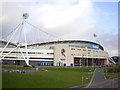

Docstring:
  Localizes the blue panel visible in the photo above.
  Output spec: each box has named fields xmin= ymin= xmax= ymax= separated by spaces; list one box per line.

xmin=90 ymin=44 xmax=99 ymax=50
xmin=30 ymin=57 xmax=53 ymax=60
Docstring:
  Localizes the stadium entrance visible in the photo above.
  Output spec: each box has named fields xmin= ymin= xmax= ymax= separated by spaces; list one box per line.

xmin=74 ymin=57 xmax=106 ymax=66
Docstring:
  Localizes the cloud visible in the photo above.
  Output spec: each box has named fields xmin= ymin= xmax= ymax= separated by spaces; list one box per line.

xmin=38 ymin=0 xmax=93 ymax=28
xmin=1 ymin=0 xmax=118 ymax=56
xmin=99 ymin=30 xmax=118 ymax=56
xmin=31 ymin=0 xmax=97 ymax=40
xmin=2 ymin=0 xmax=97 ymax=40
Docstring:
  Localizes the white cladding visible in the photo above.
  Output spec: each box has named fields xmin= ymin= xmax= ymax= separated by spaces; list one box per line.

xmin=0 ymin=40 xmax=109 ymax=66
xmin=0 ymin=48 xmax=53 ymax=61
xmin=54 ymin=45 xmax=109 ymax=66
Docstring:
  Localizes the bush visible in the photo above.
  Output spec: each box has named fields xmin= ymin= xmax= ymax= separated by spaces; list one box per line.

xmin=23 ymin=65 xmax=30 ymax=67
xmin=105 ymin=66 xmax=120 ymax=73
xmin=32 ymin=65 xmax=35 ymax=68
xmin=23 ymin=65 xmax=35 ymax=68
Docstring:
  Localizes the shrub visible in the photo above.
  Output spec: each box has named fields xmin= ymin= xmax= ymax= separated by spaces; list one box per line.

xmin=23 ymin=65 xmax=30 ymax=67
xmin=23 ymin=65 xmax=35 ymax=68
xmin=105 ymin=66 xmax=120 ymax=73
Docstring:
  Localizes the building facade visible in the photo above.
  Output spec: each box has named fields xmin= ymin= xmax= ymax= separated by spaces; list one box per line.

xmin=1 ymin=40 xmax=109 ymax=66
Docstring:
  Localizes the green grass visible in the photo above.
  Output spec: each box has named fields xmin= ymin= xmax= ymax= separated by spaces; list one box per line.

xmin=2 ymin=66 xmax=96 ymax=88
xmin=38 ymin=67 xmax=95 ymax=72
xmin=104 ymin=73 xmax=119 ymax=79
xmin=2 ymin=66 xmax=32 ymax=70
xmin=103 ymin=66 xmax=120 ymax=79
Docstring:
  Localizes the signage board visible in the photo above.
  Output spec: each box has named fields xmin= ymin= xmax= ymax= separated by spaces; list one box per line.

xmin=61 ymin=49 xmax=66 ymax=57
xmin=107 ymin=79 xmax=115 ymax=82
xmin=60 ymin=59 xmax=66 ymax=61
xmin=90 ymin=44 xmax=99 ymax=50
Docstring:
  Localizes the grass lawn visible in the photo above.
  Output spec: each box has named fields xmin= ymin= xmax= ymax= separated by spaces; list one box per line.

xmin=104 ymin=72 xmax=119 ymax=79
xmin=103 ymin=66 xmax=120 ymax=79
xmin=2 ymin=66 xmax=96 ymax=88
xmin=2 ymin=66 xmax=32 ymax=70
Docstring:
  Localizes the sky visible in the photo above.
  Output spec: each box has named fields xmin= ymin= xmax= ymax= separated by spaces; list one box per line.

xmin=0 ymin=0 xmax=118 ymax=56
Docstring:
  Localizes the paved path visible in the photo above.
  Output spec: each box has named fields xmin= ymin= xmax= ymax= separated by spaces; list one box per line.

xmin=88 ymin=68 xmax=119 ymax=88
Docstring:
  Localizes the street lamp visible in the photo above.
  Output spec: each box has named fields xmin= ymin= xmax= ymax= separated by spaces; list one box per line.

xmin=82 ymin=54 xmax=84 ymax=86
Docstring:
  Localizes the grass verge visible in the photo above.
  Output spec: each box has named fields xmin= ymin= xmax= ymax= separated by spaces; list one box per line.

xmin=2 ymin=65 xmax=32 ymax=70
xmin=103 ymin=66 xmax=120 ymax=79
xmin=2 ymin=66 xmax=96 ymax=88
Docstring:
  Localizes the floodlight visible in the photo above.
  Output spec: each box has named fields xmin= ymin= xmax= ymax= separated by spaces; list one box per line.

xmin=23 ymin=13 xmax=29 ymax=19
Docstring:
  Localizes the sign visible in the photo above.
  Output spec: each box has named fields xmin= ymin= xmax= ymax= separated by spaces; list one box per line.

xmin=61 ymin=49 xmax=66 ymax=57
xmin=91 ymin=44 xmax=99 ymax=50
xmin=60 ymin=59 xmax=66 ymax=61
xmin=107 ymin=79 xmax=115 ymax=82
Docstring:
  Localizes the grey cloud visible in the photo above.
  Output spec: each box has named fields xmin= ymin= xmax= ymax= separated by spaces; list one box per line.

xmin=1 ymin=0 xmax=118 ymax=57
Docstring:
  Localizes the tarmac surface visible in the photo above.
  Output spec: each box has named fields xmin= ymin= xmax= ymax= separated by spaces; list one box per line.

xmin=88 ymin=68 xmax=119 ymax=88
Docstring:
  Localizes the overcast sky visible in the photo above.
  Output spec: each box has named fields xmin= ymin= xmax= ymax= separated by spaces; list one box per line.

xmin=0 ymin=0 xmax=118 ymax=57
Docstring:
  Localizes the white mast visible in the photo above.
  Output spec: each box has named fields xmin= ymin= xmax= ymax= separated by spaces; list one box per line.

xmin=0 ymin=13 xmax=30 ymax=66
xmin=22 ymin=13 xmax=30 ymax=66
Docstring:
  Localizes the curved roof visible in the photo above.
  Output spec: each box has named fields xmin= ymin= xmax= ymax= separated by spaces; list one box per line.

xmin=26 ymin=40 xmax=104 ymax=50
xmin=0 ymin=41 xmax=17 ymax=47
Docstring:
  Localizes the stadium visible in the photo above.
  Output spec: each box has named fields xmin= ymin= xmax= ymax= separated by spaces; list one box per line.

xmin=0 ymin=13 xmax=115 ymax=67
xmin=1 ymin=40 xmax=110 ymax=67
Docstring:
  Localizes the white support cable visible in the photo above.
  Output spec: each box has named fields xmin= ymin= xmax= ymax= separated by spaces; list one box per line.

xmin=30 ymin=26 xmax=35 ymax=44
xmin=35 ymin=28 xmax=39 ymax=43
xmin=25 ymin=35 xmax=29 ymax=65
xmin=2 ymin=23 xmax=22 ymax=40
xmin=18 ymin=47 xmax=29 ymax=65
xmin=0 ymin=21 xmax=26 ymax=62
xmin=25 ymin=21 xmax=60 ymax=41
xmin=31 ymin=30 xmax=34 ymax=44
xmin=34 ymin=31 xmax=37 ymax=44
xmin=0 ymin=23 xmax=22 ymax=57
xmin=1 ymin=19 xmax=29 ymax=65
xmin=38 ymin=30 xmax=43 ymax=43
xmin=23 ymin=20 xmax=29 ymax=65
xmin=1 ymin=13 xmax=63 ymax=66
xmin=46 ymin=34 xmax=50 ymax=42
xmin=39 ymin=31 xmax=45 ymax=43
xmin=17 ymin=22 xmax=24 ymax=45
xmin=18 ymin=20 xmax=29 ymax=65
xmin=1 ymin=46 xmax=18 ymax=59
xmin=25 ymin=21 xmax=50 ymax=34
xmin=1 ymin=13 xmax=30 ymax=66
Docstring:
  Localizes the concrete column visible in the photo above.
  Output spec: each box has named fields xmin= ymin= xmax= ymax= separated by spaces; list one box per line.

xmin=86 ymin=58 xmax=88 ymax=67
xmin=98 ymin=59 xmax=100 ymax=66
xmin=84 ymin=59 xmax=85 ymax=66
xmin=102 ymin=60 xmax=104 ymax=65
xmin=80 ymin=59 xmax=81 ymax=67
xmin=92 ymin=58 xmax=94 ymax=67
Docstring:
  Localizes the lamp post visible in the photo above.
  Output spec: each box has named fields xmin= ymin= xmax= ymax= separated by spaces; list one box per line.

xmin=82 ymin=54 xmax=84 ymax=86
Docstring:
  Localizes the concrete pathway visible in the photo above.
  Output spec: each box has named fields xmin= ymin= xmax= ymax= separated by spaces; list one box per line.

xmin=88 ymin=68 xmax=119 ymax=88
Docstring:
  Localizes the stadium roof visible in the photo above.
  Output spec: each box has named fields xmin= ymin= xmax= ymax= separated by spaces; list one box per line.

xmin=0 ymin=41 xmax=17 ymax=47
xmin=25 ymin=40 xmax=104 ymax=50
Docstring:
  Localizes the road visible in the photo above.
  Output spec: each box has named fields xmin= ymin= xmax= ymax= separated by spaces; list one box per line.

xmin=88 ymin=68 xmax=119 ymax=88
